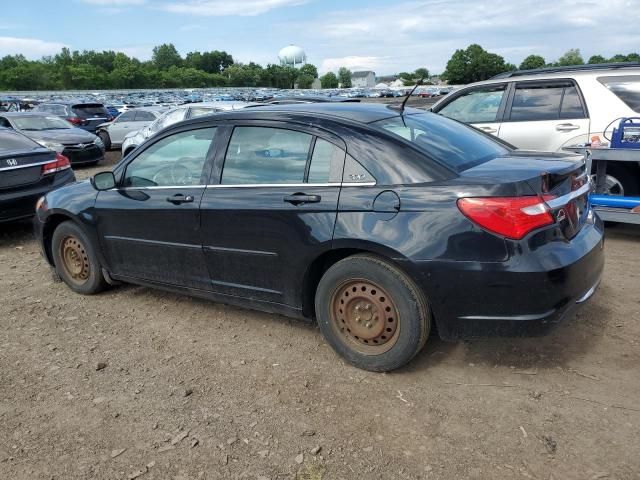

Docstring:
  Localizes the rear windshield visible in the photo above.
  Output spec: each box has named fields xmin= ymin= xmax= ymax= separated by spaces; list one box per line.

xmin=72 ymin=104 xmax=108 ymax=117
xmin=370 ymin=113 xmax=509 ymax=171
xmin=0 ymin=128 xmax=41 ymax=153
xmin=598 ymin=75 xmax=640 ymax=112
xmin=12 ymin=115 xmax=73 ymax=131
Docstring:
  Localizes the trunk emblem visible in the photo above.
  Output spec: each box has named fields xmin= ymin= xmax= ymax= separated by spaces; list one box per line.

xmin=6 ymin=158 xmax=17 ymax=166
xmin=556 ymin=209 xmax=567 ymax=222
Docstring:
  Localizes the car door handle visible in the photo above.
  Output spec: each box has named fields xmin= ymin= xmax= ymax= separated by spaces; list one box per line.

xmin=283 ymin=193 xmax=321 ymax=205
xmin=479 ymin=126 xmax=497 ymax=133
xmin=166 ymin=194 xmax=194 ymax=204
xmin=556 ymin=123 xmax=580 ymax=131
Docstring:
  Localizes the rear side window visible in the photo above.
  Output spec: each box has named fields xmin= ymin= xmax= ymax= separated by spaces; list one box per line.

xmin=222 ymin=127 xmax=312 ymax=185
xmin=308 ymin=138 xmax=344 ymax=183
xmin=41 ymin=104 xmax=67 ymax=116
xmin=598 ymin=75 xmax=640 ymax=112
xmin=135 ymin=111 xmax=156 ymax=121
xmin=371 ymin=113 xmax=509 ymax=172
xmin=437 ymin=85 xmax=506 ymax=123
xmin=509 ymin=82 xmax=586 ymax=121
xmin=72 ymin=104 xmax=108 ymax=118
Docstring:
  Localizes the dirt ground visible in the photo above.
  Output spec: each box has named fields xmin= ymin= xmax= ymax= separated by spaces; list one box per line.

xmin=1 ymin=151 xmax=639 ymax=480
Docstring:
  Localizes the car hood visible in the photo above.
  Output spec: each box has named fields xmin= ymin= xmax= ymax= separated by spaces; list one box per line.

xmin=23 ymin=128 xmax=97 ymax=145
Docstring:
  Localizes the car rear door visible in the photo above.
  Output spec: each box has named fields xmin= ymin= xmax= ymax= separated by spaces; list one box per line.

xmin=94 ymin=125 xmax=218 ymax=290
xmin=433 ymin=83 xmax=508 ymax=137
xmin=199 ymin=122 xmax=345 ymax=308
xmin=497 ymin=80 xmax=590 ymax=151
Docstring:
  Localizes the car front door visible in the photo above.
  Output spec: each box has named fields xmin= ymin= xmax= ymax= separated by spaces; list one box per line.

xmin=95 ymin=125 xmax=218 ymax=290
xmin=433 ymin=84 xmax=508 ymax=138
xmin=199 ymin=123 xmax=345 ymax=308
xmin=107 ymin=110 xmax=137 ymax=145
xmin=497 ymin=80 xmax=590 ymax=151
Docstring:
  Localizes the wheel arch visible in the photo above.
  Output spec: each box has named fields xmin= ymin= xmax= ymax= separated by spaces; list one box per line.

xmin=300 ymin=241 xmax=416 ymax=319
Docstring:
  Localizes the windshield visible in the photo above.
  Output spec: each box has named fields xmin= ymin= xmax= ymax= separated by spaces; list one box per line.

xmin=12 ymin=115 xmax=73 ymax=131
xmin=370 ymin=113 xmax=509 ymax=172
xmin=598 ymin=75 xmax=640 ymax=112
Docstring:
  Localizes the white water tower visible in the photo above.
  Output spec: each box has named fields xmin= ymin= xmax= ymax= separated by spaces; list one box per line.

xmin=278 ymin=45 xmax=307 ymax=68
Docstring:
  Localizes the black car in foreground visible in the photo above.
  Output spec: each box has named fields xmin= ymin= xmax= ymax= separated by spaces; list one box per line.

xmin=34 ymin=103 xmax=604 ymax=371
xmin=0 ymin=112 xmax=105 ymax=165
xmin=0 ymin=128 xmax=75 ymax=223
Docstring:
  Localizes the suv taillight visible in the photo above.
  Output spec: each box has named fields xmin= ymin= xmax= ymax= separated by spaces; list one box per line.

xmin=42 ymin=153 xmax=71 ymax=175
xmin=67 ymin=116 xmax=83 ymax=125
xmin=457 ymin=196 xmax=555 ymax=240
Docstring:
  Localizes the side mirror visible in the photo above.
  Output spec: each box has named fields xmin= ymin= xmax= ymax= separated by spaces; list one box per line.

xmin=91 ymin=171 xmax=116 ymax=191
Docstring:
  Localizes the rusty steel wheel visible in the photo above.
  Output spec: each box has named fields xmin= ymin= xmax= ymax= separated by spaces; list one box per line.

xmin=330 ymin=279 xmax=400 ymax=355
xmin=59 ymin=235 xmax=91 ymax=286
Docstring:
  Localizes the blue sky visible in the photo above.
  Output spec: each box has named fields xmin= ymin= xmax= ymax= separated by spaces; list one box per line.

xmin=1 ymin=0 xmax=639 ymax=75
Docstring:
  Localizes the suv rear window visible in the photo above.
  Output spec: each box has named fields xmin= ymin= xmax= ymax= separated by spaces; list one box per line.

xmin=72 ymin=104 xmax=108 ymax=118
xmin=598 ymin=75 xmax=640 ymax=112
xmin=0 ymin=129 xmax=42 ymax=153
xmin=371 ymin=113 xmax=509 ymax=172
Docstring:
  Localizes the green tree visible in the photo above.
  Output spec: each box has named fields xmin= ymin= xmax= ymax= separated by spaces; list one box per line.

xmin=587 ymin=55 xmax=607 ymax=64
xmin=297 ymin=63 xmax=318 ymax=89
xmin=443 ymin=44 xmax=511 ymax=84
xmin=338 ymin=67 xmax=352 ymax=88
xmin=414 ymin=67 xmax=429 ymax=79
xmin=519 ymin=55 xmax=546 ymax=70
xmin=555 ymin=48 xmax=584 ymax=66
xmin=152 ymin=43 xmax=182 ymax=70
xmin=320 ymin=72 xmax=339 ymax=88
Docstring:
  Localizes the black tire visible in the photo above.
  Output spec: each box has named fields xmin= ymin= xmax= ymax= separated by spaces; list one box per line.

xmin=315 ymin=254 xmax=431 ymax=372
xmin=52 ymin=221 xmax=108 ymax=295
xmin=98 ymin=130 xmax=111 ymax=150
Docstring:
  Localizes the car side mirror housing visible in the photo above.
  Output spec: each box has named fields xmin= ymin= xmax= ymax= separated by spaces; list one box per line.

xmin=91 ymin=171 xmax=116 ymax=191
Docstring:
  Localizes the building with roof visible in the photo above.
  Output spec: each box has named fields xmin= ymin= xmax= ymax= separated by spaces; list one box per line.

xmin=351 ymin=71 xmax=376 ymax=88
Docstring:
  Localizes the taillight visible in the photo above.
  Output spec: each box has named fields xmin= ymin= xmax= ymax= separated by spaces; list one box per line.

xmin=42 ymin=153 xmax=71 ymax=175
xmin=67 ymin=116 xmax=83 ymax=125
xmin=457 ymin=196 xmax=555 ymax=240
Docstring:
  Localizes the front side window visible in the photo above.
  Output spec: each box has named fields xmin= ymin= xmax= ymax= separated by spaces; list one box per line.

xmin=222 ymin=127 xmax=312 ymax=185
xmin=123 ymin=128 xmax=216 ymax=187
xmin=598 ymin=75 xmax=640 ymax=112
xmin=438 ymin=85 xmax=506 ymax=123
xmin=371 ymin=113 xmax=509 ymax=172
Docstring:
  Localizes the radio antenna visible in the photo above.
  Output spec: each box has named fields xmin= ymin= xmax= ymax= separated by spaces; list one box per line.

xmin=400 ymin=78 xmax=424 ymax=115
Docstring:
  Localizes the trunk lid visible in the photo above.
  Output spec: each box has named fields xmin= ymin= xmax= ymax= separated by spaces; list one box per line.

xmin=461 ymin=151 xmax=591 ymax=239
xmin=0 ymin=150 xmax=56 ymax=189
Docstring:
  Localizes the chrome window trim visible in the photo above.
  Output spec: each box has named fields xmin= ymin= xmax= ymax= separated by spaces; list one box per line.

xmin=116 ymin=182 xmax=377 ymax=190
xmin=0 ymin=160 xmax=51 ymax=172
xmin=545 ymin=182 xmax=592 ymax=209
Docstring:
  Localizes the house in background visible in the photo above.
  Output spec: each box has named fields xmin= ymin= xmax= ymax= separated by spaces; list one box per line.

xmin=351 ymin=71 xmax=376 ymax=88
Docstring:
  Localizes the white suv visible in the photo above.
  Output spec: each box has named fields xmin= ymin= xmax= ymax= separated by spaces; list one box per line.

xmin=431 ymin=64 xmax=640 ymax=195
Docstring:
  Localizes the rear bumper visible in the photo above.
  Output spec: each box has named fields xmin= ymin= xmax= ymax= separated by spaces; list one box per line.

xmin=0 ymin=169 xmax=75 ymax=223
xmin=408 ymin=214 xmax=605 ymax=340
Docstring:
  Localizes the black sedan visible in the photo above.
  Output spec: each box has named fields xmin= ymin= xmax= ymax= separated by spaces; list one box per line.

xmin=0 ymin=112 xmax=105 ymax=166
xmin=33 ymin=103 xmax=604 ymax=371
xmin=0 ymin=127 xmax=75 ymax=223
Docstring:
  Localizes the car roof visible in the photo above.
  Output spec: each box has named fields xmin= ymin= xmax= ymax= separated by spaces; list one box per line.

xmin=40 ymin=100 xmax=104 ymax=106
xmin=470 ymin=64 xmax=640 ymax=87
xmin=1 ymin=111 xmax=57 ymax=117
xmin=190 ymin=101 xmax=263 ymax=109
xmin=188 ymin=102 xmax=421 ymax=124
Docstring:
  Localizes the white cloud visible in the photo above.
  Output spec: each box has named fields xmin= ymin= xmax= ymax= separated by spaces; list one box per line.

xmin=160 ymin=0 xmax=307 ymax=16
xmin=0 ymin=36 xmax=67 ymax=58
xmin=320 ymin=56 xmax=383 ymax=74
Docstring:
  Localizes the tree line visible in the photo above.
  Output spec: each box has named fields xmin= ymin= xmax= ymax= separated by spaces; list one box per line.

xmin=442 ymin=45 xmax=640 ymax=84
xmin=1 ymin=41 xmax=638 ymax=91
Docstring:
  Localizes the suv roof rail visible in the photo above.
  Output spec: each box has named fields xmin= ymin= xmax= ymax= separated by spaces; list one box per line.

xmin=490 ymin=62 xmax=640 ymax=79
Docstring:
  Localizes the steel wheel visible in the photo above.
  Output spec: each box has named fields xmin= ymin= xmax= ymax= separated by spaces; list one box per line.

xmin=59 ymin=235 xmax=90 ymax=286
xmin=330 ymin=279 xmax=400 ymax=355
